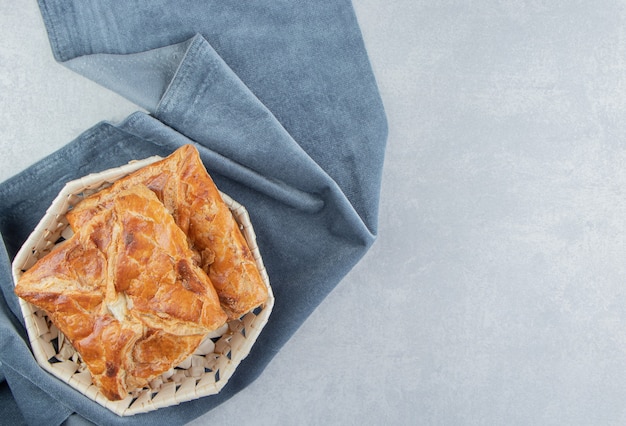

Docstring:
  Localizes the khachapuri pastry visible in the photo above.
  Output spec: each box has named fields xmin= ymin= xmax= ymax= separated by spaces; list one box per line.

xmin=15 ymin=185 xmax=227 ymax=400
xmin=67 ymin=144 xmax=268 ymax=319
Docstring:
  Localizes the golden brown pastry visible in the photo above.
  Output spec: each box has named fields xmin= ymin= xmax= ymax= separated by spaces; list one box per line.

xmin=67 ymin=144 xmax=268 ymax=319
xmin=15 ymin=185 xmax=227 ymax=400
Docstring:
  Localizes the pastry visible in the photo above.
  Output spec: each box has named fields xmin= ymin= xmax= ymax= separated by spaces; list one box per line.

xmin=15 ymin=185 xmax=227 ymax=400
xmin=67 ymin=145 xmax=268 ymax=319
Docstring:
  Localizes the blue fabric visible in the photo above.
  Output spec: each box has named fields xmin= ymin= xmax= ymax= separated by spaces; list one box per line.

xmin=0 ymin=1 xmax=387 ymax=424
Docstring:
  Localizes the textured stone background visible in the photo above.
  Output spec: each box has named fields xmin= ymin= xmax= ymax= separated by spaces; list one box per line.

xmin=3 ymin=1 xmax=626 ymax=424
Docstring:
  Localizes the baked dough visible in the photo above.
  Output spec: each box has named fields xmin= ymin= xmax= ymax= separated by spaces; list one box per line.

xmin=67 ymin=145 xmax=268 ymax=319
xmin=15 ymin=185 xmax=227 ymax=400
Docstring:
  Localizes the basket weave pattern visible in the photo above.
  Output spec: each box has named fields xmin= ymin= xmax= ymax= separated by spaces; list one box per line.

xmin=11 ymin=156 xmax=274 ymax=416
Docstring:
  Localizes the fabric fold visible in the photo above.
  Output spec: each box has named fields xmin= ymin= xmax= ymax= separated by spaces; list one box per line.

xmin=119 ymin=112 xmax=326 ymax=214
xmin=64 ymin=40 xmax=189 ymax=112
xmin=35 ymin=0 xmax=388 ymax=231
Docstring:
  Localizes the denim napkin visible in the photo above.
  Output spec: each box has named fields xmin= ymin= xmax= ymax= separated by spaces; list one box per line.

xmin=0 ymin=1 xmax=387 ymax=424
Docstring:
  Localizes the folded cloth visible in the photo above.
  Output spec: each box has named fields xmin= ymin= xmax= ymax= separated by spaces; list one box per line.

xmin=0 ymin=1 xmax=387 ymax=424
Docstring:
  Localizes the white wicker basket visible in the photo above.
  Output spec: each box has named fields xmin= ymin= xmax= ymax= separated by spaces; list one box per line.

xmin=11 ymin=156 xmax=274 ymax=416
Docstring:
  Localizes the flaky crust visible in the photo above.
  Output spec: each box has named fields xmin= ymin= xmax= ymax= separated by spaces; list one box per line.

xmin=15 ymin=185 xmax=227 ymax=400
xmin=67 ymin=145 xmax=268 ymax=319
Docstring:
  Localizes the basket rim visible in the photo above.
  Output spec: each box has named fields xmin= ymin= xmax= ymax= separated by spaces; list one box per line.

xmin=10 ymin=155 xmax=274 ymax=416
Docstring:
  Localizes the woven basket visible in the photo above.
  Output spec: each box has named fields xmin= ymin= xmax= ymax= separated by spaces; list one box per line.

xmin=11 ymin=156 xmax=274 ymax=416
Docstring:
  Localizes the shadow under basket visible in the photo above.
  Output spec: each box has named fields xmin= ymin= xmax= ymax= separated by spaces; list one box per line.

xmin=11 ymin=156 xmax=274 ymax=416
